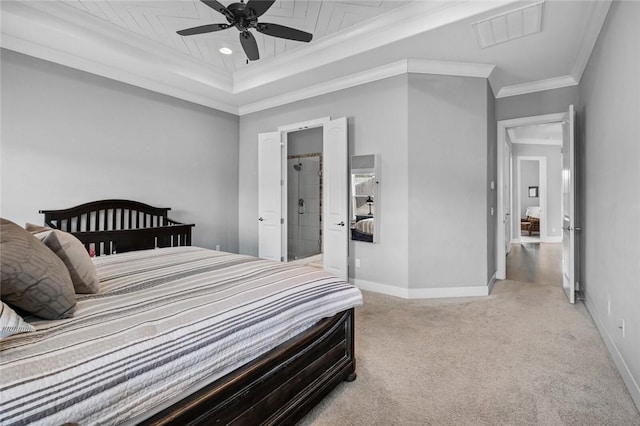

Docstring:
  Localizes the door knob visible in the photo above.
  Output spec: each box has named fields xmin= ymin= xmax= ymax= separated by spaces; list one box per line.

xmin=336 ymin=221 xmax=345 ymax=227
xmin=258 ymin=217 xmax=264 ymax=221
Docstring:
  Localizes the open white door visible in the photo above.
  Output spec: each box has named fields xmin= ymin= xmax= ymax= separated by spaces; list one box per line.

xmin=503 ymin=141 xmax=512 ymax=254
xmin=323 ymin=117 xmax=348 ymax=280
xmin=258 ymin=131 xmax=283 ymax=261
xmin=562 ymin=105 xmax=578 ymax=303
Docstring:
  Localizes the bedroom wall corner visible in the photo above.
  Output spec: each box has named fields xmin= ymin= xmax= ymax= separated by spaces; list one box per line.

xmin=407 ymin=73 xmax=490 ymax=291
xmin=0 ymin=49 xmax=240 ymax=252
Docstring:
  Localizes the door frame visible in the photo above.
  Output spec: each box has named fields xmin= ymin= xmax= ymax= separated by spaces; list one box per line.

xmin=496 ymin=112 xmax=565 ymax=279
xmin=277 ymin=117 xmax=331 ymax=262
xmin=515 ymin=156 xmax=547 ymax=243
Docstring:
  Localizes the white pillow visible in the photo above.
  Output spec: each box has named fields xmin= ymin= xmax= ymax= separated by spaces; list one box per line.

xmin=1 ymin=301 xmax=36 ymax=339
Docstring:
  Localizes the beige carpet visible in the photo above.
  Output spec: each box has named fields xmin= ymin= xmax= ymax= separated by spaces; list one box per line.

xmin=299 ymin=249 xmax=640 ymax=425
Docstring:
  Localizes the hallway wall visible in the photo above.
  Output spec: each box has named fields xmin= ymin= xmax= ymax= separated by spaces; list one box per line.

xmin=578 ymin=0 xmax=640 ymax=409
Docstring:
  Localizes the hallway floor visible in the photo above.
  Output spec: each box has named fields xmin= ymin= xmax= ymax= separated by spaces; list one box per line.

xmin=507 ymin=242 xmax=562 ymax=286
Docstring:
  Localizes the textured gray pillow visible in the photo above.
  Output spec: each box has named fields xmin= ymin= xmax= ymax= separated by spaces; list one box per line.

xmin=0 ymin=301 xmax=36 ymax=338
xmin=31 ymin=229 xmax=100 ymax=294
xmin=0 ymin=218 xmax=76 ymax=319
xmin=25 ymin=223 xmax=52 ymax=233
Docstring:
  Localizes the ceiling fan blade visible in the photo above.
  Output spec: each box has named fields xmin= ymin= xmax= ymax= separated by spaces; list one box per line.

xmin=240 ymin=31 xmax=259 ymax=61
xmin=201 ymin=0 xmax=233 ymax=20
xmin=256 ymin=23 xmax=312 ymax=42
xmin=177 ymin=23 xmax=230 ymax=36
xmin=246 ymin=0 xmax=275 ymax=18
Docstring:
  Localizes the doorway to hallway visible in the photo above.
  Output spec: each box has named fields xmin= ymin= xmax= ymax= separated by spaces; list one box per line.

xmin=506 ymin=243 xmax=562 ymax=286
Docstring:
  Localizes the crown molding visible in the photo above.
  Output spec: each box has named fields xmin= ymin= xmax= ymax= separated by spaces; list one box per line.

xmin=0 ymin=1 xmax=238 ymax=114
xmin=570 ymin=0 xmax=612 ymax=83
xmin=407 ymin=59 xmax=495 ymax=79
xmin=239 ymin=58 xmax=495 ymax=115
xmin=496 ymin=74 xmax=578 ymax=98
xmin=233 ymin=0 xmax=518 ymax=94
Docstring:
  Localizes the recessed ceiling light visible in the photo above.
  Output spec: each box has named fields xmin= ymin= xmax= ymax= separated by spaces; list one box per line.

xmin=219 ymin=47 xmax=232 ymax=55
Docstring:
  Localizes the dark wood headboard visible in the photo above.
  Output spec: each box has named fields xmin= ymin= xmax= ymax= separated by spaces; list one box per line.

xmin=40 ymin=199 xmax=195 ymax=256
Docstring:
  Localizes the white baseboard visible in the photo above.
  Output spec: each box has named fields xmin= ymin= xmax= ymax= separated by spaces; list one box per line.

xmin=351 ymin=279 xmax=409 ymax=298
xmin=543 ymin=236 xmax=562 ymax=243
xmin=487 ymin=272 xmax=497 ymax=294
xmin=584 ymin=298 xmax=640 ymax=412
xmin=351 ymin=278 xmax=491 ymax=299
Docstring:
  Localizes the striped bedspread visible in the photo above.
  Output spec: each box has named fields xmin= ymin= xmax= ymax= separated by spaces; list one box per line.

xmin=0 ymin=246 xmax=362 ymax=426
xmin=354 ymin=218 xmax=374 ymax=235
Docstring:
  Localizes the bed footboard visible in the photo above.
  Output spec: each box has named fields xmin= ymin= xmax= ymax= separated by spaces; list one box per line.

xmin=40 ymin=199 xmax=194 ymax=255
xmin=141 ymin=308 xmax=356 ymax=426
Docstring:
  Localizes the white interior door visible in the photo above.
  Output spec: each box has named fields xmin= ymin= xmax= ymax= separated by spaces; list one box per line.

xmin=562 ymin=105 xmax=577 ymax=304
xmin=258 ymin=131 xmax=283 ymax=261
xmin=323 ymin=117 xmax=348 ymax=280
xmin=503 ymin=142 xmax=512 ymax=254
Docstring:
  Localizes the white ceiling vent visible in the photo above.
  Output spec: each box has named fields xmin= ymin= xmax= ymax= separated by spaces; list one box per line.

xmin=472 ymin=1 xmax=544 ymax=49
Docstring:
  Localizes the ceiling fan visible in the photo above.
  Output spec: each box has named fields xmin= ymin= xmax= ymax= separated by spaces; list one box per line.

xmin=176 ymin=0 xmax=313 ymax=61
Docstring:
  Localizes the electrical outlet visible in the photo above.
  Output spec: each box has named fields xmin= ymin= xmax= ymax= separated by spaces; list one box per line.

xmin=552 ymin=227 xmax=556 ymax=233
xmin=607 ymin=298 xmax=611 ymax=316
xmin=355 ymin=258 xmax=361 ymax=268
xmin=618 ymin=319 xmax=625 ymax=338
xmin=490 ymin=207 xmax=494 ymax=216
xmin=215 ymin=244 xmax=221 ymax=251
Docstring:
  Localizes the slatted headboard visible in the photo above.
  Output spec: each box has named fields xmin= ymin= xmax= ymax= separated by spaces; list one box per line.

xmin=40 ymin=199 xmax=195 ymax=256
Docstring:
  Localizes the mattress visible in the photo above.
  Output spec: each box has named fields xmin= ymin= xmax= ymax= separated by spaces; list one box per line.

xmin=0 ymin=246 xmax=363 ymax=426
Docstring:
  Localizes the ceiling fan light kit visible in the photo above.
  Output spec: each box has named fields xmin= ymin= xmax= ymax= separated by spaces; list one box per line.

xmin=177 ymin=0 xmax=313 ymax=61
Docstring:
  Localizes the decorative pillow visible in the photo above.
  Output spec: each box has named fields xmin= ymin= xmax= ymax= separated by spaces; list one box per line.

xmin=0 ymin=301 xmax=36 ymax=338
xmin=25 ymin=223 xmax=53 ymax=233
xmin=0 ymin=218 xmax=76 ymax=319
xmin=31 ymin=229 xmax=100 ymax=294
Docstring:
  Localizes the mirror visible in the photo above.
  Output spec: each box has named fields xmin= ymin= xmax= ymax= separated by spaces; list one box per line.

xmin=350 ymin=154 xmax=378 ymax=243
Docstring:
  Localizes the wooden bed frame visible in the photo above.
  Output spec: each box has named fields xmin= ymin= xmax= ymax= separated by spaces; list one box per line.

xmin=40 ymin=199 xmax=357 ymax=425
xmin=41 ymin=199 xmax=194 ymax=256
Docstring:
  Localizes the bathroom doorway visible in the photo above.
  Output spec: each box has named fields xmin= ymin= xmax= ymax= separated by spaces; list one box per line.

xmin=286 ymin=127 xmax=323 ymax=263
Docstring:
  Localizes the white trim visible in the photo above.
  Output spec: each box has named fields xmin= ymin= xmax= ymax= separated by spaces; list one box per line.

xmin=496 ymin=75 xmax=578 ymax=99
xmin=277 ymin=117 xmax=330 ymax=132
xmin=487 ymin=272 xmax=497 ymax=295
xmin=571 ymin=0 xmax=612 ymax=84
xmin=407 ymin=59 xmax=495 ymax=79
xmin=408 ymin=286 xmax=490 ymax=299
xmin=240 ymin=59 xmax=494 ymax=116
xmin=351 ymin=279 xmax=491 ymax=299
xmin=351 ymin=279 xmax=409 ymax=299
xmin=584 ymin=298 xmax=640 ymax=412
xmin=500 ymin=113 xmax=566 ymax=129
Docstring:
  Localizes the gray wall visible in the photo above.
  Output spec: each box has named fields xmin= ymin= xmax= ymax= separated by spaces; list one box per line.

xmin=496 ymin=85 xmax=579 ymax=121
xmin=486 ymin=83 xmax=497 ymax=283
xmin=0 ymin=49 xmax=240 ymax=252
xmin=578 ymin=0 xmax=640 ymax=406
xmin=239 ymin=75 xmax=409 ymax=289
xmin=288 ymin=127 xmax=323 ymax=155
xmin=511 ymin=144 xmax=562 ymax=239
xmin=407 ymin=74 xmax=490 ymax=288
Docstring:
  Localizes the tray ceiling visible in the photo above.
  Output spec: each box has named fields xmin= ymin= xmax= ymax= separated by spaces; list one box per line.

xmin=62 ymin=0 xmax=412 ymax=73
xmin=0 ymin=1 xmax=612 ymax=115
